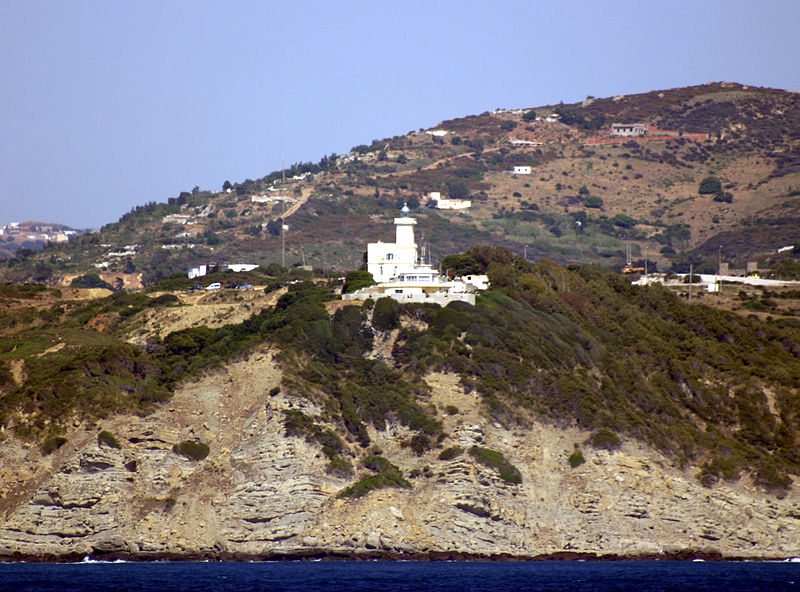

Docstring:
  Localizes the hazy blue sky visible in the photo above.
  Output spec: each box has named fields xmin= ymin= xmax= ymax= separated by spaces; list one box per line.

xmin=2 ymin=0 xmax=799 ymax=228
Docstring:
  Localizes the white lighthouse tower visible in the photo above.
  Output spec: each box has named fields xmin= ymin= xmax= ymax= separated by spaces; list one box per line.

xmin=346 ymin=204 xmax=488 ymax=305
xmin=367 ymin=204 xmax=419 ymax=282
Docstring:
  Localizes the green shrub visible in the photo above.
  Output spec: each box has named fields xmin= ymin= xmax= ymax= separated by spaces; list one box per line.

xmin=444 ymin=405 xmax=459 ymax=415
xmin=149 ymin=294 xmax=179 ymax=307
xmin=585 ymin=196 xmax=603 ymax=208
xmin=336 ymin=455 xmax=411 ymax=498
xmin=326 ymin=456 xmax=354 ymax=477
xmin=568 ymin=449 xmax=586 ymax=467
xmin=42 ymin=436 xmax=67 ymax=455
xmin=755 ymin=463 xmax=791 ymax=496
xmin=439 ymin=446 xmax=464 ymax=461
xmin=173 ymin=440 xmax=210 ymax=461
xmin=98 ymin=430 xmax=121 ymax=449
xmin=342 ymin=270 xmax=375 ymax=294
xmin=698 ymin=176 xmax=722 ymax=195
xmin=589 ymin=429 xmax=621 ymax=451
xmin=372 ymin=297 xmax=400 ymax=331
xmin=468 ymin=446 xmax=522 ymax=484
xmin=699 ymin=454 xmax=741 ymax=486
xmin=0 ymin=361 xmax=14 ymax=391
xmin=70 ymin=274 xmax=114 ymax=291
xmin=402 ymin=433 xmax=431 ymax=455
xmin=336 ymin=472 xmax=411 ymax=498
xmin=362 ymin=455 xmax=401 ymax=474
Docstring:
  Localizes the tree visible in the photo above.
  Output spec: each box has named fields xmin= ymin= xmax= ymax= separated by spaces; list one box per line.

xmin=372 ymin=297 xmax=400 ymax=331
xmin=713 ymin=192 xmax=733 ymax=203
xmin=343 ymin=270 xmax=375 ymax=294
xmin=266 ymin=218 xmax=283 ymax=236
xmin=585 ymin=196 xmax=604 ymax=208
xmin=70 ymin=274 xmax=114 ymax=291
xmin=396 ymin=196 xmax=419 ymax=209
xmin=699 ymin=176 xmax=722 ymax=195
xmin=441 ymin=253 xmax=483 ymax=277
xmin=612 ymin=214 xmax=637 ymax=228
xmin=203 ymin=230 xmax=220 ymax=245
xmin=522 ymin=110 xmax=537 ymax=122
xmin=222 ymin=180 xmax=232 ymax=191
xmin=445 ymin=179 xmax=469 ymax=199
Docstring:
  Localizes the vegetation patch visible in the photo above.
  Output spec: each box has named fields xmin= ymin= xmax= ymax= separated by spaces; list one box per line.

xmin=438 ymin=445 xmax=464 ymax=461
xmin=589 ymin=428 xmax=621 ymax=451
xmin=469 ymin=446 xmax=522 ymax=484
xmin=336 ymin=455 xmax=411 ymax=498
xmin=173 ymin=440 xmax=210 ymax=461
xmin=98 ymin=430 xmax=121 ymax=449
xmin=41 ymin=436 xmax=67 ymax=455
xmin=568 ymin=449 xmax=586 ymax=467
xmin=342 ymin=270 xmax=375 ymax=294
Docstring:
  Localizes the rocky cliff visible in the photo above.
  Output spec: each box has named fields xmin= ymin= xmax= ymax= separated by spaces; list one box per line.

xmin=1 ymin=353 xmax=797 ymax=561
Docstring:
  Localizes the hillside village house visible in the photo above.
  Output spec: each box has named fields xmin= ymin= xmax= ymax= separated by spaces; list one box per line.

xmin=426 ymin=191 xmax=471 ymax=210
xmin=512 ymin=166 xmax=531 ymax=175
xmin=344 ymin=205 xmax=488 ymax=305
xmin=188 ymin=263 xmax=258 ymax=279
xmin=611 ymin=123 xmax=647 ymax=137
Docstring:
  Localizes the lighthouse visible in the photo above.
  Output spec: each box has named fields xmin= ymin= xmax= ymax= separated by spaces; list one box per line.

xmin=366 ymin=204 xmax=419 ymax=283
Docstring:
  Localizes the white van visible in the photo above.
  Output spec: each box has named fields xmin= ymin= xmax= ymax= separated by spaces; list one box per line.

xmin=205 ymin=282 xmax=221 ymax=291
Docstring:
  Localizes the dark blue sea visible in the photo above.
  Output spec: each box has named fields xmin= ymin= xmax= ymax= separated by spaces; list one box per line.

xmin=1 ymin=560 xmax=798 ymax=592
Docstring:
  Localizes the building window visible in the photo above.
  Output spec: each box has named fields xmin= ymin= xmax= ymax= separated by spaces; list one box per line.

xmin=386 ymin=253 xmax=394 ymax=260
xmin=395 ymin=289 xmax=403 ymax=294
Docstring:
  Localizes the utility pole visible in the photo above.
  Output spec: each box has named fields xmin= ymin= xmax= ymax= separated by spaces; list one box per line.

xmin=689 ymin=263 xmax=693 ymax=302
xmin=281 ymin=160 xmax=286 ymax=269
xmin=644 ymin=247 xmax=648 ymax=279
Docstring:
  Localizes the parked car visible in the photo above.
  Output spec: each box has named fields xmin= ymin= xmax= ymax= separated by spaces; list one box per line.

xmin=189 ymin=285 xmax=203 ymax=291
xmin=239 ymin=283 xmax=254 ymax=290
xmin=205 ymin=282 xmax=221 ymax=291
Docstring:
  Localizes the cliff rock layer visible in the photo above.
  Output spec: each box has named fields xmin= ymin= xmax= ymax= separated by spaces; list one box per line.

xmin=1 ymin=355 xmax=797 ymax=560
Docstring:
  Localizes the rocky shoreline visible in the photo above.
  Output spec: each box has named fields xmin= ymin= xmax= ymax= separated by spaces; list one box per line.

xmin=0 ymin=547 xmax=757 ymax=564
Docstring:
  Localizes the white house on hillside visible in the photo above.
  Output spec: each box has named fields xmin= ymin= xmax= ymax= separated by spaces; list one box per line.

xmin=426 ymin=191 xmax=471 ymax=210
xmin=611 ymin=123 xmax=647 ymax=137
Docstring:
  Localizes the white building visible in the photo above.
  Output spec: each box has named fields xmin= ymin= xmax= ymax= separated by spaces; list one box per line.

xmin=188 ymin=264 xmax=211 ymax=279
xmin=188 ymin=263 xmax=258 ymax=279
xmin=509 ymin=139 xmax=543 ymax=146
xmin=367 ymin=204 xmax=419 ymax=283
xmin=611 ymin=123 xmax=647 ymax=137
xmin=512 ymin=166 xmax=531 ymax=175
xmin=427 ymin=191 xmax=470 ymax=210
xmin=347 ymin=205 xmax=489 ymax=305
xmin=436 ymin=199 xmax=471 ymax=210
xmin=463 ymin=274 xmax=490 ymax=290
xmin=222 ymin=263 xmax=259 ymax=273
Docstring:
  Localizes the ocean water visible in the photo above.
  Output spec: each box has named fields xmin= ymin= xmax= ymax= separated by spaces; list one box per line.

xmin=0 ymin=560 xmax=798 ymax=592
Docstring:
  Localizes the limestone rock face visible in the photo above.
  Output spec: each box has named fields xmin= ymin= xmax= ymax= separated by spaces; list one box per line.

xmin=1 ymin=361 xmax=798 ymax=559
